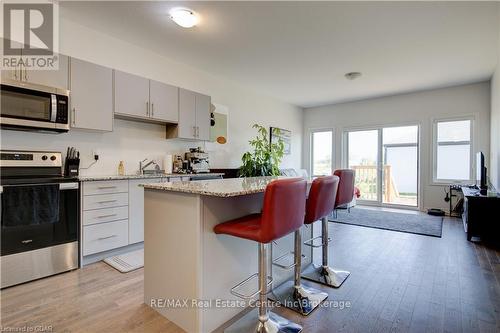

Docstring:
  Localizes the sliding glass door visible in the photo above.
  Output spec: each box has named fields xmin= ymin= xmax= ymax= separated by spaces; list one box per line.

xmin=347 ymin=130 xmax=379 ymax=202
xmin=346 ymin=125 xmax=419 ymax=208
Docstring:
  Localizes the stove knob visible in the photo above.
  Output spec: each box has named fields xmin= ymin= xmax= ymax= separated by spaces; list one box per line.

xmin=41 ymin=155 xmax=48 ymax=161
xmin=50 ymin=155 xmax=57 ymax=161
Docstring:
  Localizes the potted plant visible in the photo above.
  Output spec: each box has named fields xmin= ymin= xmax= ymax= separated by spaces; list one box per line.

xmin=239 ymin=124 xmax=285 ymax=177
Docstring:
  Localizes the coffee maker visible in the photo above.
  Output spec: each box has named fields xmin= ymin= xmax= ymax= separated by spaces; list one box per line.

xmin=185 ymin=147 xmax=210 ymax=173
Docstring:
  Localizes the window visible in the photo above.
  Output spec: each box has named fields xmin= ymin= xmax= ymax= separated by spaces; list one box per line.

xmin=311 ymin=130 xmax=333 ymax=177
xmin=434 ymin=119 xmax=472 ymax=182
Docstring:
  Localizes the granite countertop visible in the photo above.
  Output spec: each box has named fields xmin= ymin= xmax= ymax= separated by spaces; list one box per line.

xmin=78 ymin=173 xmax=224 ymax=182
xmin=142 ymin=176 xmax=300 ymax=197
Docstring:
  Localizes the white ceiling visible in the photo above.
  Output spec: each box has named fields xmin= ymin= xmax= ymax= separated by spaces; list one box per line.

xmin=60 ymin=1 xmax=499 ymax=108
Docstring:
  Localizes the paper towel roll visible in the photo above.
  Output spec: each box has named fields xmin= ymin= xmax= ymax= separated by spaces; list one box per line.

xmin=163 ymin=155 xmax=173 ymax=174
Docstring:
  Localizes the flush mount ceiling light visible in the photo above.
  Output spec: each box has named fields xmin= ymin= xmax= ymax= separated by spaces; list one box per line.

xmin=345 ymin=72 xmax=362 ymax=80
xmin=170 ymin=8 xmax=199 ymax=28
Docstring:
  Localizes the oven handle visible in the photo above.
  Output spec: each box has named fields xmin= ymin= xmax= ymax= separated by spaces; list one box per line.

xmin=60 ymin=182 xmax=79 ymax=190
xmin=0 ymin=182 xmax=79 ymax=189
xmin=50 ymin=94 xmax=57 ymax=122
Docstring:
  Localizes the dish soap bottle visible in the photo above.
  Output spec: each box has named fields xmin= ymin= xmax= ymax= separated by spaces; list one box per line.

xmin=118 ymin=161 xmax=125 ymax=176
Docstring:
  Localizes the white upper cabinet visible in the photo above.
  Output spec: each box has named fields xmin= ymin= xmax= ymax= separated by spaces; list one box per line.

xmin=195 ymin=92 xmax=210 ymax=141
xmin=167 ymin=88 xmax=211 ymax=141
xmin=114 ymin=70 xmax=150 ymax=119
xmin=149 ymin=80 xmax=178 ymax=123
xmin=177 ymin=88 xmax=197 ymax=139
xmin=24 ymin=54 xmax=69 ymax=89
xmin=70 ymin=58 xmax=113 ymax=132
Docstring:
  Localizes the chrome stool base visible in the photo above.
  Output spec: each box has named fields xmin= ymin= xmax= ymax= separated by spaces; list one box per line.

xmin=301 ymin=264 xmax=350 ymax=288
xmin=268 ymin=280 xmax=328 ymax=315
xmin=224 ymin=309 xmax=302 ymax=333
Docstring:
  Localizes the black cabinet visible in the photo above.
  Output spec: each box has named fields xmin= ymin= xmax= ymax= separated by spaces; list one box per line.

xmin=461 ymin=187 xmax=500 ymax=241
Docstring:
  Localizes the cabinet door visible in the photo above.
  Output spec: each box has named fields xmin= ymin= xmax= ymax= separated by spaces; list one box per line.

xmin=128 ymin=178 xmax=162 ymax=244
xmin=178 ymin=88 xmax=196 ymax=139
xmin=114 ymin=70 xmax=150 ymax=118
xmin=195 ymin=93 xmax=211 ymax=141
xmin=150 ymin=80 xmax=178 ymax=123
xmin=1 ymin=39 xmax=24 ymax=82
xmin=24 ymin=54 xmax=69 ymax=89
xmin=70 ymin=58 xmax=113 ymax=131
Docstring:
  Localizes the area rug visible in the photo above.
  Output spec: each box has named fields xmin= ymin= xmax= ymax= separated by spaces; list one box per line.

xmin=104 ymin=249 xmax=144 ymax=273
xmin=329 ymin=208 xmax=443 ymax=237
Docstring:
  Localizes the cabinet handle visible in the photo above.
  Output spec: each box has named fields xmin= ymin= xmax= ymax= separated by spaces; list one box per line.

xmin=13 ymin=67 xmax=18 ymax=80
xmin=151 ymin=103 xmax=154 ymax=117
xmin=97 ymin=200 xmax=117 ymax=204
xmin=97 ymin=235 xmax=117 ymax=241
xmin=196 ymin=126 xmax=199 ymax=138
xmin=72 ymin=107 xmax=76 ymax=126
xmin=96 ymin=213 xmax=117 ymax=219
xmin=97 ymin=186 xmax=117 ymax=189
xmin=24 ymin=66 xmax=28 ymax=81
xmin=146 ymin=101 xmax=149 ymax=116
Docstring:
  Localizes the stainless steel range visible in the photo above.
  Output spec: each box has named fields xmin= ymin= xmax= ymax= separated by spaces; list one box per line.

xmin=0 ymin=150 xmax=79 ymax=288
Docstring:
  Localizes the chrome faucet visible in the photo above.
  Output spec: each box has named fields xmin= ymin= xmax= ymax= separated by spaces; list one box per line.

xmin=139 ymin=158 xmax=159 ymax=175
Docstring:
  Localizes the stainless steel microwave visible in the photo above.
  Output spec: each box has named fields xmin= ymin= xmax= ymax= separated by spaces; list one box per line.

xmin=0 ymin=79 xmax=70 ymax=133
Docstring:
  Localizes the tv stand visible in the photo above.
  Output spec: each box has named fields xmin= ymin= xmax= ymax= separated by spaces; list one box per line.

xmin=461 ymin=187 xmax=499 ymax=241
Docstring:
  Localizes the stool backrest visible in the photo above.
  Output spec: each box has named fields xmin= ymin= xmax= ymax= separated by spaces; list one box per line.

xmin=305 ymin=175 xmax=340 ymax=224
xmin=333 ymin=169 xmax=355 ymax=208
xmin=261 ymin=178 xmax=307 ymax=243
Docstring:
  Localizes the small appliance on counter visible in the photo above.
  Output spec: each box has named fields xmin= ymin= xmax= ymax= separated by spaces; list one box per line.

xmin=64 ymin=147 xmax=80 ymax=177
xmin=185 ymin=147 xmax=210 ymax=174
xmin=0 ymin=150 xmax=79 ymax=288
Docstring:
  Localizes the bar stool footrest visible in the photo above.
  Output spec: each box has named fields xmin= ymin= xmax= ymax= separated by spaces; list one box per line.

xmin=272 ymin=251 xmax=307 ymax=270
xmin=230 ymin=273 xmax=273 ymax=300
xmin=303 ymin=235 xmax=332 ymax=248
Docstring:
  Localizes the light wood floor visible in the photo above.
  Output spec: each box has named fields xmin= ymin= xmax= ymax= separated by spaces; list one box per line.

xmin=1 ymin=216 xmax=499 ymax=333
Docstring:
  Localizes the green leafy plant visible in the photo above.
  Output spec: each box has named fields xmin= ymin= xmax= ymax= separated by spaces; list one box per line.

xmin=239 ymin=124 xmax=285 ymax=177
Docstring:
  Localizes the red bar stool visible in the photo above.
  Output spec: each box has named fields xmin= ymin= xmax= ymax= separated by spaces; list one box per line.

xmin=268 ymin=177 xmax=331 ymax=315
xmin=333 ymin=169 xmax=356 ymax=217
xmin=214 ymin=178 xmax=306 ymax=333
xmin=301 ymin=175 xmax=351 ymax=288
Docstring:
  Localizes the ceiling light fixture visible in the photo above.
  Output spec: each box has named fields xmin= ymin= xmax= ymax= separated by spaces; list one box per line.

xmin=170 ymin=8 xmax=199 ymax=28
xmin=345 ymin=72 xmax=362 ymax=80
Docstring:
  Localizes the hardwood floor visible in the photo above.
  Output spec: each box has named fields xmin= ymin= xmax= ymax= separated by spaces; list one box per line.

xmin=1 ymin=216 xmax=499 ymax=333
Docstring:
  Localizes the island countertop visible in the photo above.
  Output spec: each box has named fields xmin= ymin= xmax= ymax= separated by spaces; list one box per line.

xmin=78 ymin=172 xmax=224 ymax=182
xmin=142 ymin=176 xmax=299 ymax=197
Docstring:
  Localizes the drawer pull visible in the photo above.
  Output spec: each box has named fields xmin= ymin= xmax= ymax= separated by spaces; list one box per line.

xmin=96 ymin=214 xmax=117 ymax=219
xmin=97 ymin=200 xmax=117 ymax=204
xmin=97 ymin=235 xmax=117 ymax=241
xmin=97 ymin=186 xmax=117 ymax=189
xmin=21 ymin=239 xmax=33 ymax=244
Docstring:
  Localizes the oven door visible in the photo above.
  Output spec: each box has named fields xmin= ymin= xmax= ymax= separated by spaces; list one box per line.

xmin=0 ymin=182 xmax=79 ymax=256
xmin=0 ymin=82 xmax=69 ymax=131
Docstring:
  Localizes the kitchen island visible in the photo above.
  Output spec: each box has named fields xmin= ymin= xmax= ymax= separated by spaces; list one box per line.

xmin=142 ymin=177 xmax=313 ymax=333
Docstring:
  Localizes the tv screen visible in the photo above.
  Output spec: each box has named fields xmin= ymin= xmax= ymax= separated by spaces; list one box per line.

xmin=476 ymin=152 xmax=486 ymax=188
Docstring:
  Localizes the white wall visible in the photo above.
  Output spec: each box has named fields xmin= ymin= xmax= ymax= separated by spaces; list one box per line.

xmin=1 ymin=18 xmax=303 ymax=176
xmin=303 ymin=82 xmax=491 ymax=211
xmin=490 ymin=6 xmax=500 ymax=190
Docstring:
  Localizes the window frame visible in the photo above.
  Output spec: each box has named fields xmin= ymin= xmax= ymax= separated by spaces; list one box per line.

xmin=310 ymin=128 xmax=334 ymax=177
xmin=432 ymin=116 xmax=474 ymax=185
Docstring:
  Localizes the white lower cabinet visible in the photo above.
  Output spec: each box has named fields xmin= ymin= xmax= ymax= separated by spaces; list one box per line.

xmin=128 ymin=178 xmax=163 ymax=244
xmin=83 ymin=220 xmax=129 ymax=256
xmin=82 ymin=177 xmax=164 ymax=256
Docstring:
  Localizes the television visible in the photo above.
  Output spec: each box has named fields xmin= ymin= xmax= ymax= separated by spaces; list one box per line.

xmin=476 ymin=152 xmax=487 ymax=191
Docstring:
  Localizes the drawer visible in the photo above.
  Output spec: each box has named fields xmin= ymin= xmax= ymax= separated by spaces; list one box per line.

xmin=83 ymin=206 xmax=128 ymax=226
xmin=83 ymin=220 xmax=128 ymax=256
xmin=83 ymin=180 xmax=128 ymax=195
xmin=83 ymin=192 xmax=128 ymax=211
